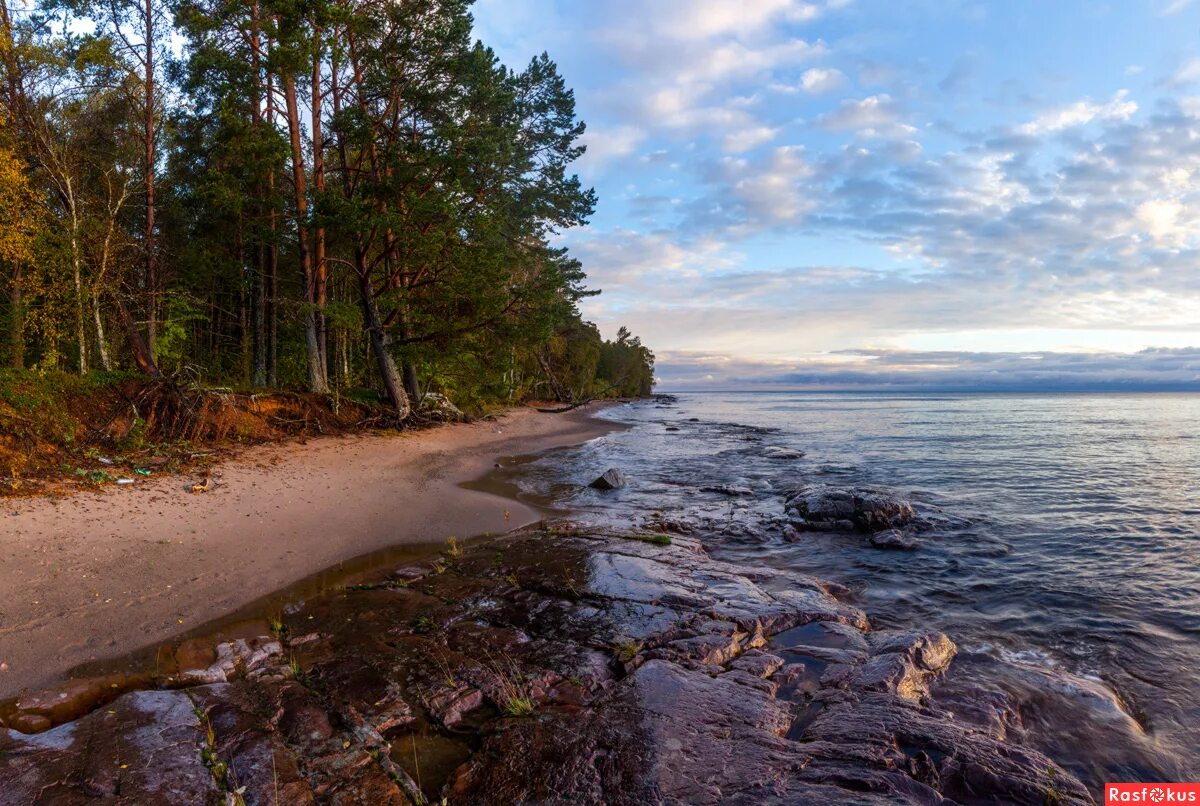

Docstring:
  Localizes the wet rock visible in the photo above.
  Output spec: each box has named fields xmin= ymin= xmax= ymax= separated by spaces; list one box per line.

xmin=869 ymin=528 xmax=919 ymax=550
xmin=729 ymin=649 xmax=786 ymax=679
xmin=846 ymin=632 xmax=956 ymax=702
xmin=174 ymin=635 xmax=282 ymax=685
xmin=785 ymin=486 xmax=919 ymax=533
xmin=3 ymin=675 xmax=140 ymax=733
xmin=1 ymin=527 xmax=1088 ymax=806
xmin=589 ymin=468 xmax=628 ymax=490
xmin=764 ymin=446 xmax=806 ymax=460
xmin=700 ymin=484 xmax=754 ymax=497
xmin=0 ymin=690 xmax=219 ymax=804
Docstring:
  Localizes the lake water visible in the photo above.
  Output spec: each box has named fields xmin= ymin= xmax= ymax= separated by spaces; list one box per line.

xmin=503 ymin=392 xmax=1200 ymax=791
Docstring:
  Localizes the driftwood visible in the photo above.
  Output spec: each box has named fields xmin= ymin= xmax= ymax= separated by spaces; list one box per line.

xmin=534 ymin=397 xmax=596 ymax=414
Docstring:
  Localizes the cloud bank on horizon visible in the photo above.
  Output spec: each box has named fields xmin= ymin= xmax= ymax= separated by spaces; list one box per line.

xmin=473 ymin=0 xmax=1200 ymax=390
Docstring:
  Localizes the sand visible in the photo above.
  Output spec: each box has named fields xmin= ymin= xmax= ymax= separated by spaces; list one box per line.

xmin=0 ymin=405 xmax=618 ymax=697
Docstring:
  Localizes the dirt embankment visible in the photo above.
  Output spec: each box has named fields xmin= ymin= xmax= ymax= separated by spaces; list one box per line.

xmin=0 ymin=374 xmax=399 ymax=497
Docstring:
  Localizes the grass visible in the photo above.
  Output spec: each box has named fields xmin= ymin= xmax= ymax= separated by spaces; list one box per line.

xmin=193 ymin=702 xmax=247 ymax=806
xmin=631 ymin=533 xmax=672 ymax=546
xmin=411 ymin=614 xmax=436 ymax=634
xmin=433 ymin=652 xmax=458 ymax=688
xmin=611 ymin=640 xmax=642 ymax=663
xmin=486 ymin=652 xmax=537 ymax=718
xmin=443 ymin=536 xmax=462 ymax=559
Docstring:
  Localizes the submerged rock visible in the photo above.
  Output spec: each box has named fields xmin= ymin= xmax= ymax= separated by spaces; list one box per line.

xmin=0 ymin=526 xmax=1090 ymax=805
xmin=869 ymin=528 xmax=919 ymax=550
xmin=764 ymin=446 xmax=806 ymax=460
xmin=589 ymin=468 xmax=628 ymax=490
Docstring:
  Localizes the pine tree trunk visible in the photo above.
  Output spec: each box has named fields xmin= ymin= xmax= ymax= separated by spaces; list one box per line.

xmin=311 ymin=28 xmax=329 ymax=377
xmin=114 ymin=294 xmax=160 ymax=376
xmin=250 ymin=2 xmax=267 ymax=387
xmin=143 ymin=0 xmax=157 ymax=361
xmin=357 ymin=259 xmax=409 ymax=419
xmin=266 ymin=73 xmax=279 ymax=387
xmin=283 ymin=73 xmax=329 ymax=394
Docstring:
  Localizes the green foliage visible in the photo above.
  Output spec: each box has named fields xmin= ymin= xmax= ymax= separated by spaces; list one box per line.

xmin=0 ymin=0 xmax=654 ymax=405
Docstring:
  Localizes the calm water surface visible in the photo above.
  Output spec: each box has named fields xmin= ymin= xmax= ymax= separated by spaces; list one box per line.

xmin=506 ymin=392 xmax=1200 ymax=790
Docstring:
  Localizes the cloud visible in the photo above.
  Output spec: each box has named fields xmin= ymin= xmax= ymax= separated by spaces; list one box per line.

xmin=477 ymin=1 xmax=1200 ymax=386
xmin=800 ymin=67 xmax=846 ymax=93
xmin=1017 ymin=90 xmax=1137 ymax=135
xmin=578 ymin=124 xmax=646 ymax=171
xmin=818 ymin=94 xmax=901 ymax=131
xmin=1169 ymin=57 xmax=1200 ymax=86
xmin=1162 ymin=0 xmax=1198 ymax=14
xmin=722 ymin=125 xmax=780 ymax=153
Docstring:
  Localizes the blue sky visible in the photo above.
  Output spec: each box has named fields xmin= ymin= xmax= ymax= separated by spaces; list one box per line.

xmin=474 ymin=0 xmax=1200 ymax=390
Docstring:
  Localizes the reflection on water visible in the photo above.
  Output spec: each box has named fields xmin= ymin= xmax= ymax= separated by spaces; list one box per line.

xmin=499 ymin=392 xmax=1200 ymax=788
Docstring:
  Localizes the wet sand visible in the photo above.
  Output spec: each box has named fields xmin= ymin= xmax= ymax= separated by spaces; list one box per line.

xmin=0 ymin=405 xmax=618 ymax=697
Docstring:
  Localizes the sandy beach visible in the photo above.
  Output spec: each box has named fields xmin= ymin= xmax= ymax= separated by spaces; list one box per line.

xmin=0 ymin=405 xmax=616 ymax=697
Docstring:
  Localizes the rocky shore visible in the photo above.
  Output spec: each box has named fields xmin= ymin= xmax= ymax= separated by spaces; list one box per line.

xmin=0 ymin=521 xmax=1091 ymax=804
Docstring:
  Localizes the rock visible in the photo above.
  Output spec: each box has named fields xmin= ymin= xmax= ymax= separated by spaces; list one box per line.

xmin=764 ymin=446 xmax=806 ymax=460
xmin=850 ymin=631 xmax=957 ymax=701
xmin=588 ymin=468 xmax=628 ymax=490
xmin=701 ymin=484 xmax=754 ymax=497
xmin=785 ymin=486 xmax=919 ymax=533
xmin=0 ymin=527 xmax=1088 ymax=806
xmin=869 ymin=528 xmax=919 ymax=550
xmin=174 ymin=635 xmax=282 ymax=685
xmin=0 ymin=690 xmax=220 ymax=803
xmin=8 ymin=714 xmax=50 ymax=733
xmin=729 ymin=649 xmax=786 ymax=678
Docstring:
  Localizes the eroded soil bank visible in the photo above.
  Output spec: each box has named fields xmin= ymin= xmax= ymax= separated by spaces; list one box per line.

xmin=0 ymin=524 xmax=1090 ymax=805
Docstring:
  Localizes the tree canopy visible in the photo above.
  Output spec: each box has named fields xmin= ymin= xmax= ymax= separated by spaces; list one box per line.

xmin=0 ymin=0 xmax=653 ymax=414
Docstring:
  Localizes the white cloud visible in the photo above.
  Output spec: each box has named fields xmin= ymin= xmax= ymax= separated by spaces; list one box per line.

xmin=1162 ymin=0 xmax=1198 ymax=15
xmin=722 ymin=125 xmax=780 ymax=153
xmin=1135 ymin=199 xmax=1187 ymax=243
xmin=578 ymin=125 xmax=645 ymax=171
xmin=1017 ymin=90 xmax=1137 ymax=135
xmin=817 ymin=94 xmax=900 ymax=130
xmin=800 ymin=67 xmax=846 ymax=93
xmin=1170 ymin=57 xmax=1200 ymax=86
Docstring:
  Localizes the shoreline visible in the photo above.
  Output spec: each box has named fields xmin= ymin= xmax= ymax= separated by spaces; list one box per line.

xmin=0 ymin=403 xmax=621 ymax=697
xmin=0 ymin=522 xmax=1093 ymax=805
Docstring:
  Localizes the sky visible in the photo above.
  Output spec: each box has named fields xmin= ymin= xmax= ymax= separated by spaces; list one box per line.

xmin=473 ymin=0 xmax=1200 ymax=391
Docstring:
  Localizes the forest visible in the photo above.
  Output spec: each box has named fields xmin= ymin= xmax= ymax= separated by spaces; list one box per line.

xmin=0 ymin=0 xmax=655 ymax=419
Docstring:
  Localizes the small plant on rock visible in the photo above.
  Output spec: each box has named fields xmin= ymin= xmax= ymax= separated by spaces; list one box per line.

xmin=612 ymin=640 xmax=642 ymax=663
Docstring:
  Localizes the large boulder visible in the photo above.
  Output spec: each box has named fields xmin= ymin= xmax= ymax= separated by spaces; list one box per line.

xmin=785 ymin=486 xmax=918 ymax=533
xmin=589 ymin=468 xmax=628 ymax=490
